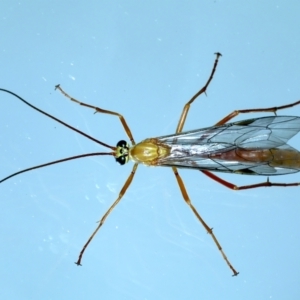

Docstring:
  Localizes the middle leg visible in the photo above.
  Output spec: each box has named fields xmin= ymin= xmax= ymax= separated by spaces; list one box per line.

xmin=172 ymin=166 xmax=239 ymax=276
xmin=176 ymin=53 xmax=222 ymax=133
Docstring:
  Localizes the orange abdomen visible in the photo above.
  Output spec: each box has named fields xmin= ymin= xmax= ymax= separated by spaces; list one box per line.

xmin=210 ymin=148 xmax=300 ymax=170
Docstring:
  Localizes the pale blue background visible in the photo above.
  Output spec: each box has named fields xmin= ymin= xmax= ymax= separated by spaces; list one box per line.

xmin=1 ymin=1 xmax=300 ymax=299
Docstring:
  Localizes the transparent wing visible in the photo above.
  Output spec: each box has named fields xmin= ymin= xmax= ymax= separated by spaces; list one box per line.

xmin=156 ymin=116 xmax=300 ymax=175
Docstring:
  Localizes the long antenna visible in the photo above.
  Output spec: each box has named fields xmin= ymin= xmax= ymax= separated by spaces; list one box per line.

xmin=0 ymin=152 xmax=114 ymax=183
xmin=0 ymin=88 xmax=115 ymax=151
xmin=0 ymin=88 xmax=117 ymax=183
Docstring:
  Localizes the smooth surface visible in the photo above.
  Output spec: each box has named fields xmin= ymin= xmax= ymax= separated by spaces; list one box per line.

xmin=1 ymin=1 xmax=300 ymax=299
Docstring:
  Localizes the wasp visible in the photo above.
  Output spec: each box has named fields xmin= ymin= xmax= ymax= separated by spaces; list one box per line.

xmin=1 ymin=53 xmax=300 ymax=276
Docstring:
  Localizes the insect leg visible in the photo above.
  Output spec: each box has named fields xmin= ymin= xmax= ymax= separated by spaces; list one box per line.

xmin=215 ymin=100 xmax=300 ymax=126
xmin=172 ymin=167 xmax=239 ymax=276
xmin=75 ymin=163 xmax=138 ymax=266
xmin=55 ymin=85 xmax=135 ymax=145
xmin=202 ymin=170 xmax=300 ymax=190
xmin=176 ymin=52 xmax=222 ymax=133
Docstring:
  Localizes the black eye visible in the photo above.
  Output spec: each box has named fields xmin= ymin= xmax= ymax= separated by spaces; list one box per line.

xmin=116 ymin=140 xmax=127 ymax=148
xmin=116 ymin=155 xmax=126 ymax=165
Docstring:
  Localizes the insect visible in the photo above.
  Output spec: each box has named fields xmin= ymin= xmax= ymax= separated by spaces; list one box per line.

xmin=1 ymin=53 xmax=300 ymax=276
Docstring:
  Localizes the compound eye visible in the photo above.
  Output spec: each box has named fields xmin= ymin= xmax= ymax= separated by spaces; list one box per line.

xmin=115 ymin=140 xmax=129 ymax=165
xmin=116 ymin=140 xmax=127 ymax=148
xmin=116 ymin=155 xmax=127 ymax=165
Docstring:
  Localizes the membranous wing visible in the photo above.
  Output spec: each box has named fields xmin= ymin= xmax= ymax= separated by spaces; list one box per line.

xmin=156 ymin=116 xmax=300 ymax=175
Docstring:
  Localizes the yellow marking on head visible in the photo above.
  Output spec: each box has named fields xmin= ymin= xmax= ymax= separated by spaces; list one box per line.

xmin=115 ymin=140 xmax=130 ymax=165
